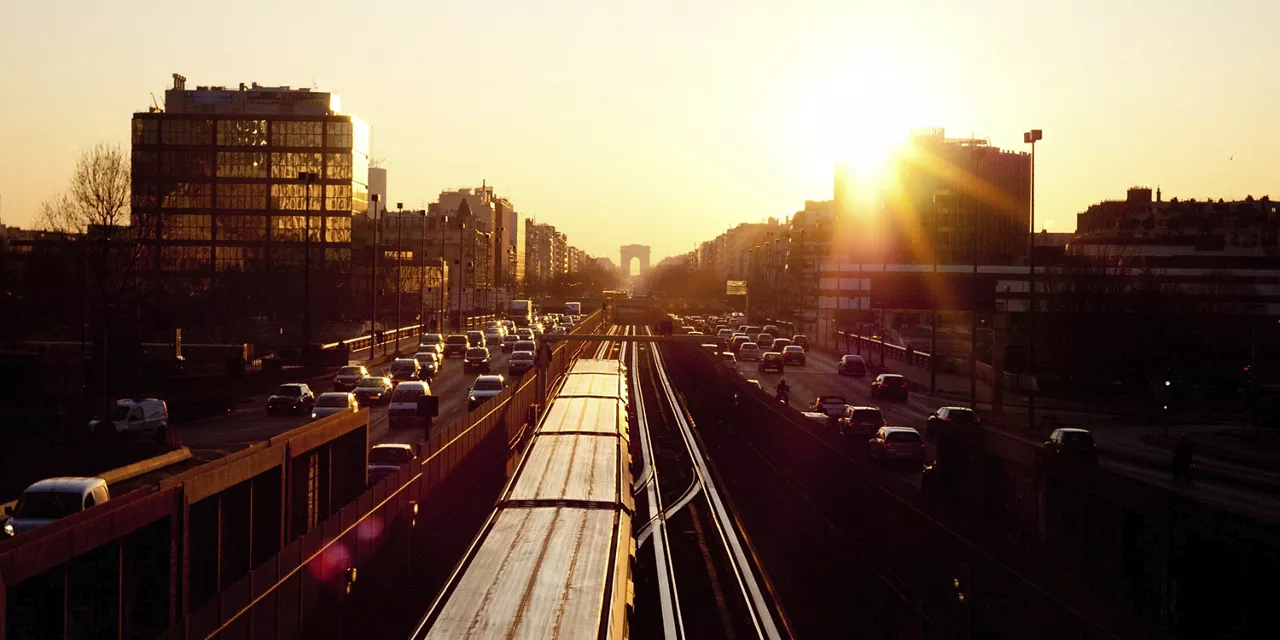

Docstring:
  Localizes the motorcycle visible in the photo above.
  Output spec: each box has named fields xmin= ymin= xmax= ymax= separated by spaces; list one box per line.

xmin=776 ymin=389 xmax=790 ymax=405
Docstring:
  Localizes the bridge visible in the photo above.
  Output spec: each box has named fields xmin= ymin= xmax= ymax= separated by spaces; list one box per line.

xmin=2 ymin=308 xmax=1277 ymax=638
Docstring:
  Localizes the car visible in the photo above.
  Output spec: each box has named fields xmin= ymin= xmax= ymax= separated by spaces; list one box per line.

xmin=443 ymin=334 xmax=470 ymax=358
xmin=352 ymin=376 xmax=394 ymax=406
xmin=792 ymin=335 xmax=810 ymax=350
xmin=837 ymin=354 xmax=866 ymax=376
xmin=720 ymin=352 xmax=737 ymax=367
xmin=1044 ymin=428 xmax=1099 ymax=465
xmin=755 ymin=334 xmax=775 ymax=351
xmin=418 ymin=333 xmax=445 ymax=355
xmin=388 ymin=381 xmax=433 ymax=429
xmin=738 ymin=342 xmax=762 ymax=361
xmin=464 ymin=347 xmax=492 ymax=373
xmin=311 ymin=392 xmax=358 ymax=420
xmin=762 ymin=324 xmax=780 ymax=337
xmin=513 ymin=339 xmax=536 ymax=354
xmin=414 ymin=351 xmax=443 ymax=380
xmin=466 ymin=331 xmax=486 ymax=349
xmin=509 ymin=350 xmax=536 ymax=376
xmin=468 ymin=374 xmax=506 ymax=411
xmin=549 ymin=325 xmax=567 ymax=335
xmin=333 ymin=364 xmax=370 ymax=391
xmin=717 ymin=329 xmax=735 ymax=343
xmin=868 ymin=427 xmax=926 ymax=466
xmin=367 ymin=444 xmax=417 ymax=486
xmin=501 ymin=320 xmax=517 ymax=334
xmin=925 ymin=407 xmax=980 ymax=436
xmin=745 ymin=379 xmax=763 ymax=391
xmin=484 ymin=327 xmax=504 ymax=345
xmin=387 ymin=358 xmax=422 ymax=385
xmin=501 ymin=333 xmax=519 ymax=353
xmin=89 ymin=397 xmax=169 ymax=441
xmin=4 ymin=477 xmax=110 ymax=538
xmin=267 ymin=383 xmax=315 ymax=415
xmin=758 ymin=351 xmax=785 ymax=373
xmin=730 ymin=336 xmax=751 ymax=353
xmin=771 ymin=338 xmax=792 ymax=352
xmin=870 ymin=374 xmax=909 ymax=401
xmin=811 ymin=395 xmax=851 ymax=419
xmin=837 ymin=406 xmax=886 ymax=438
xmin=516 ymin=328 xmax=535 ymax=341
xmin=801 ymin=411 xmax=830 ymax=424
xmin=781 ymin=345 xmax=806 ymax=365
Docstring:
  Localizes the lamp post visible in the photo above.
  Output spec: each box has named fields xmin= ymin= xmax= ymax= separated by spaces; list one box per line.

xmin=419 ymin=209 xmax=426 ymax=338
xmin=438 ymin=215 xmax=449 ymax=331
xmin=1024 ymin=129 xmax=1043 ymax=430
xmin=395 ymin=202 xmax=403 ymax=355
xmin=456 ymin=222 xmax=467 ymax=330
xmin=298 ymin=171 xmax=319 ymax=351
xmin=370 ymin=193 xmax=380 ymax=350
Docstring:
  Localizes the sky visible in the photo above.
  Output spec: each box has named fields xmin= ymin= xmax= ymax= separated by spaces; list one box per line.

xmin=2 ymin=1 xmax=1278 ymax=263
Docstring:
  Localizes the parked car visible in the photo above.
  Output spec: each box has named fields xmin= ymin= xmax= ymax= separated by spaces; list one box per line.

xmin=367 ymin=444 xmax=417 ymax=486
xmin=837 ymin=354 xmax=866 ymax=376
xmin=333 ymin=365 xmax=370 ymax=391
xmin=418 ymin=333 xmax=444 ymax=355
xmin=387 ymin=358 xmax=422 ymax=385
xmin=925 ymin=407 xmax=980 ymax=436
xmin=837 ymin=406 xmax=886 ymax=438
xmin=466 ymin=331 xmax=486 ymax=348
xmin=89 ymin=397 xmax=169 ymax=441
xmin=781 ymin=345 xmax=806 ymax=365
xmin=868 ymin=427 xmax=926 ymax=466
xmin=312 ymin=392 xmax=358 ymax=420
xmin=792 ymin=335 xmax=810 ymax=350
xmin=509 ymin=350 xmax=536 ymax=376
xmin=1044 ymin=428 xmax=1099 ymax=465
xmin=353 ymin=376 xmax=394 ymax=406
xmin=811 ymin=395 xmax=851 ymax=418
xmin=464 ymin=347 xmax=492 ymax=373
xmin=758 ymin=352 xmax=785 ymax=373
xmin=388 ymin=381 xmax=433 ymax=430
xmin=738 ymin=343 xmax=762 ymax=361
xmin=501 ymin=333 xmax=519 ymax=353
xmin=870 ymin=374 xmax=909 ymax=401
xmin=4 ymin=477 xmax=110 ymax=538
xmin=443 ymin=334 xmax=470 ymax=358
xmin=468 ymin=375 xmax=506 ymax=411
xmin=267 ymin=383 xmax=315 ymax=415
xmin=414 ymin=351 xmax=442 ymax=380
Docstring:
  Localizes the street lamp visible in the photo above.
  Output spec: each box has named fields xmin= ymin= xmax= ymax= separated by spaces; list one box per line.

xmin=298 ymin=171 xmax=319 ymax=351
xmin=370 ymin=193 xmax=380 ymax=347
xmin=1023 ymin=128 xmax=1043 ymax=430
xmin=395 ymin=202 xmax=403 ymax=355
xmin=438 ymin=214 xmax=449 ymax=331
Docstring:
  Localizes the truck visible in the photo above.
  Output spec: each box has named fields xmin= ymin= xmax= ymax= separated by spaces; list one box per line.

xmin=508 ymin=299 xmax=533 ymax=326
xmin=564 ymin=301 xmax=582 ymax=316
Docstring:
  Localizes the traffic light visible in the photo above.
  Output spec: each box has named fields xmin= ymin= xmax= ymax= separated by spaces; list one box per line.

xmin=1165 ymin=380 xmax=1171 ymax=387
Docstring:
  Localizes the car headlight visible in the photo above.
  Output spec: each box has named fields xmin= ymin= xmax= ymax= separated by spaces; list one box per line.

xmin=311 ymin=412 xmax=317 ymax=419
xmin=469 ymin=395 xmax=477 ymax=403
xmin=4 ymin=522 xmax=14 ymax=537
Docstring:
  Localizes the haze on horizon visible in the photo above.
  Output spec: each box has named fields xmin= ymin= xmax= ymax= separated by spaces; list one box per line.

xmin=1 ymin=0 xmax=1277 ymax=262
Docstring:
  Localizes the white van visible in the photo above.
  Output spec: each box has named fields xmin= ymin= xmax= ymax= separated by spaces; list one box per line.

xmin=89 ymin=398 xmax=168 ymax=441
xmin=3 ymin=477 xmax=111 ymax=538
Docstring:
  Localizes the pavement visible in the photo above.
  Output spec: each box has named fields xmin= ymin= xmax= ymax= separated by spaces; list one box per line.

xmin=727 ymin=347 xmax=1280 ymax=524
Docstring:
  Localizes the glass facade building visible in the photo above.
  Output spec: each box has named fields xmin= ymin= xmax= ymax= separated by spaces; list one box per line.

xmin=131 ymin=77 xmax=369 ymax=328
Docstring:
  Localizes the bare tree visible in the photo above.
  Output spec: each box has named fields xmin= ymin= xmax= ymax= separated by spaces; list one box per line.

xmin=37 ymin=143 xmax=132 ymax=234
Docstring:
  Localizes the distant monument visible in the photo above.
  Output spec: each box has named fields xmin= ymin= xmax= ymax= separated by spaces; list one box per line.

xmin=620 ymin=244 xmax=651 ymax=278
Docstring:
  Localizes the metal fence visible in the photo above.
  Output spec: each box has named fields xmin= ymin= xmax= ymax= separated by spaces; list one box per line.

xmin=183 ymin=310 xmax=605 ymax=640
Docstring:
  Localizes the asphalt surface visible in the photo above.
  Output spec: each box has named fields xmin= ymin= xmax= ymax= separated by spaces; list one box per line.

xmin=727 ymin=348 xmax=1280 ymax=519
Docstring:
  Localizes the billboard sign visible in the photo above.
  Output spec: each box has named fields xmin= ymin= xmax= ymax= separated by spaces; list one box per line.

xmin=726 ymin=280 xmax=747 ymax=296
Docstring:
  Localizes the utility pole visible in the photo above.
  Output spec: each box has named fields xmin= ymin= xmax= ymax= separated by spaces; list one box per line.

xmin=299 ymin=171 xmax=319 ymax=355
xmin=439 ymin=215 xmax=449 ymax=332
xmin=1024 ymin=129 xmax=1043 ymax=430
xmin=370 ymin=193 xmax=380 ymax=352
xmin=395 ymin=202 xmax=403 ymax=355
xmin=419 ymin=209 xmax=426 ymax=338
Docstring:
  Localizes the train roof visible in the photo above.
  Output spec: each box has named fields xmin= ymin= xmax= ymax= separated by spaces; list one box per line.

xmin=539 ymin=396 xmax=628 ymax=440
xmin=506 ymin=435 xmax=634 ymax=510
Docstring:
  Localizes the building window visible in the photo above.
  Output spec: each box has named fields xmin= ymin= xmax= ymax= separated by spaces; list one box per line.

xmin=160 ymin=214 xmax=212 ymax=241
xmin=216 ymin=183 xmax=268 ymax=210
xmin=216 ymin=151 xmax=268 ymax=178
xmin=270 ymin=120 xmax=323 ymax=147
xmin=215 ymin=246 xmax=264 ymax=272
xmin=271 ymin=246 xmax=304 ymax=268
xmin=216 ymin=215 xmax=267 ymax=242
xmin=160 ymin=150 xmax=214 ymax=179
xmin=132 ymin=149 xmax=158 ymax=177
xmin=217 ymin=120 xmax=269 ymax=147
xmin=325 ymin=153 xmax=352 ymax=180
xmin=271 ymin=183 xmax=322 ymax=211
xmin=162 ymin=183 xmax=212 ymax=209
xmin=270 ymin=215 xmax=320 ymax=242
xmin=161 ymin=246 xmax=212 ymax=272
xmin=324 ymin=184 xmax=352 ymax=212
xmin=133 ymin=119 xmax=159 ymax=145
xmin=271 ymin=152 xmax=323 ymax=180
xmin=326 ymin=121 xmax=353 ymax=148
xmin=324 ymin=216 xmax=351 ymax=243
xmin=161 ymin=119 xmax=213 ymax=146
xmin=324 ymin=248 xmax=351 ymax=265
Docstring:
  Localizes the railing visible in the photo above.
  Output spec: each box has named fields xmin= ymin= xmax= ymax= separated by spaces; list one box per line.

xmin=320 ymin=315 xmax=503 ymax=358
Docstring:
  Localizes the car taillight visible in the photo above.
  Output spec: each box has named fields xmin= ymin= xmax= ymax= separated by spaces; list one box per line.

xmin=883 ymin=442 xmax=893 ymax=448
xmin=972 ymin=417 xmax=980 ymax=424
xmin=945 ymin=417 xmax=953 ymax=422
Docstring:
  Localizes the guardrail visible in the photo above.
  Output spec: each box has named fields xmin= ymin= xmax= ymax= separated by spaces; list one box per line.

xmin=321 ymin=315 xmax=503 ymax=357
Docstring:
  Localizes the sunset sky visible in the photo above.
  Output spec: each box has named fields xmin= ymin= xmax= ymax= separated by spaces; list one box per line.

xmin=2 ymin=1 xmax=1277 ymax=262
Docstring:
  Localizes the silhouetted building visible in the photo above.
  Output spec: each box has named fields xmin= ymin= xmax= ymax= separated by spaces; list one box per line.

xmin=130 ymin=74 xmax=370 ymax=330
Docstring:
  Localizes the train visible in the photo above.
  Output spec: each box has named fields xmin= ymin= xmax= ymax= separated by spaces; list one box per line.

xmin=409 ymin=357 xmax=634 ymax=639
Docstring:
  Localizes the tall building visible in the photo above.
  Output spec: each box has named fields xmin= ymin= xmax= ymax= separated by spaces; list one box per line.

xmin=368 ymin=167 xmax=387 ymax=220
xmin=131 ymin=74 xmax=369 ymax=329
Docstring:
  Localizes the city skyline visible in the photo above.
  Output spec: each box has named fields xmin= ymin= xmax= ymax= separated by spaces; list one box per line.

xmin=2 ymin=1 xmax=1278 ymax=262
